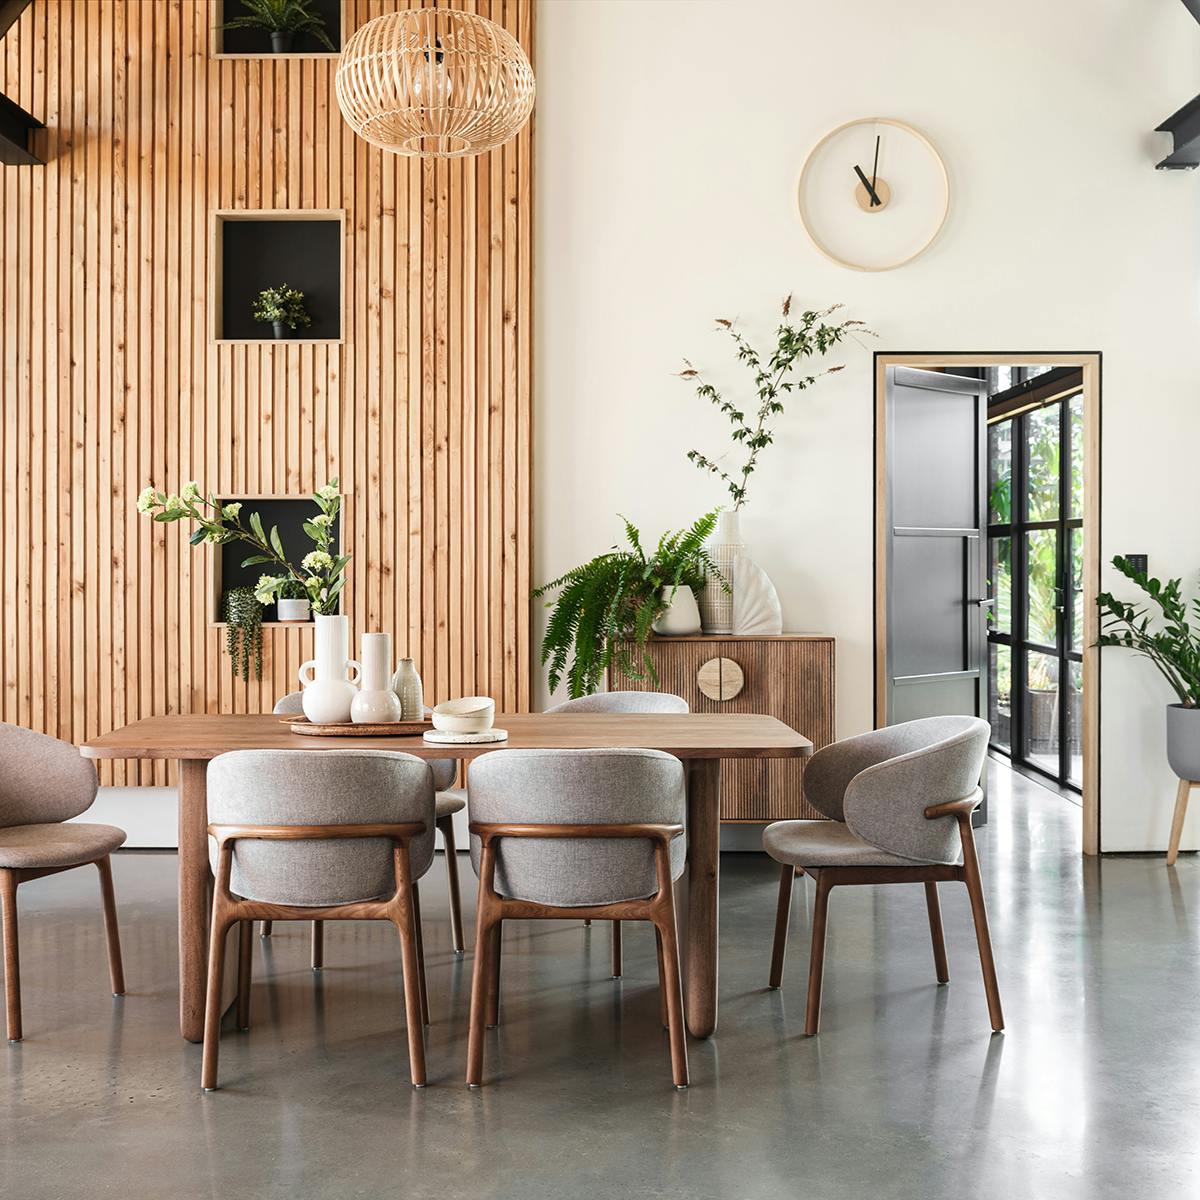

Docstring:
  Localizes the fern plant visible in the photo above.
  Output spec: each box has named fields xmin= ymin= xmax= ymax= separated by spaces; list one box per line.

xmin=534 ymin=511 xmax=726 ymax=698
xmin=217 ymin=0 xmax=337 ymax=51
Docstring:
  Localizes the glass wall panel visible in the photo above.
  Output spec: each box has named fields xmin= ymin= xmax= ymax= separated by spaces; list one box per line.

xmin=1025 ymin=651 xmax=1060 ymax=777
xmin=1025 ymin=404 xmax=1060 ymax=521
xmin=1025 ymin=529 xmax=1058 ymax=647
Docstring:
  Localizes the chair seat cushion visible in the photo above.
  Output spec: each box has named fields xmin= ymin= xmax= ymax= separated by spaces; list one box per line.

xmin=436 ymin=788 xmax=466 ymax=818
xmin=763 ymin=819 xmax=939 ymax=869
xmin=0 ymin=822 xmax=126 ymax=869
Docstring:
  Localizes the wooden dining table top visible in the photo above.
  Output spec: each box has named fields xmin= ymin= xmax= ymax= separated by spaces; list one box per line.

xmin=79 ymin=711 xmax=814 ymax=762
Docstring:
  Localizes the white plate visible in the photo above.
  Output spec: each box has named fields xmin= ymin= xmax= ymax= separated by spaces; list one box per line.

xmin=422 ymin=728 xmax=508 ymax=745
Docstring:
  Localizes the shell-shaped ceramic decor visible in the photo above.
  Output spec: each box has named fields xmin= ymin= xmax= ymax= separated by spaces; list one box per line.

xmin=732 ymin=557 xmax=783 ymax=635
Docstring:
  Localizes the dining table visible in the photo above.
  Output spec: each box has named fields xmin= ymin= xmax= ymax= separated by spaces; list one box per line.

xmin=80 ymin=711 xmax=812 ymax=1043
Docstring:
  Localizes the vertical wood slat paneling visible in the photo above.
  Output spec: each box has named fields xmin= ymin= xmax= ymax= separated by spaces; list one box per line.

xmin=0 ymin=0 xmax=534 ymax=784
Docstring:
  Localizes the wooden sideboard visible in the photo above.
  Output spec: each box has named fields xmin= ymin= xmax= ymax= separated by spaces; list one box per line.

xmin=610 ymin=634 xmax=835 ymax=822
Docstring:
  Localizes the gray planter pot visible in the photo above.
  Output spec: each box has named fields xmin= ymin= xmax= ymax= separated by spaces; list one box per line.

xmin=1166 ymin=703 xmax=1200 ymax=781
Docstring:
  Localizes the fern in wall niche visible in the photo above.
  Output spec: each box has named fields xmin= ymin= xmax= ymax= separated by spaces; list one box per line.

xmin=681 ymin=296 xmax=874 ymax=509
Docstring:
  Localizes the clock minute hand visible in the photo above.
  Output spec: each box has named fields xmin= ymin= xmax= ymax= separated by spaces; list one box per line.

xmin=853 ymin=164 xmax=882 ymax=207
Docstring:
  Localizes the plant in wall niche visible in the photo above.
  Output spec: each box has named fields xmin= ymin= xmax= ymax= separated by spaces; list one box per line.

xmin=252 ymin=284 xmax=312 ymax=339
xmin=135 ymin=480 xmax=349 ymax=619
xmin=217 ymin=0 xmax=337 ymax=54
xmin=534 ymin=511 xmax=726 ymax=698
xmin=681 ymin=296 xmax=873 ymax=509
xmin=221 ymin=587 xmax=264 ymax=682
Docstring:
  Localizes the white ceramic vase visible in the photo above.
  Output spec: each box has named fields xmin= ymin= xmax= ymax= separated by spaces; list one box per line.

xmin=699 ymin=511 xmax=745 ymax=634
xmin=653 ymin=585 xmax=702 ymax=636
xmin=351 ymin=633 xmax=403 ymax=724
xmin=299 ymin=614 xmax=360 ymax=724
xmin=391 ymin=657 xmax=424 ymax=721
xmin=732 ymin=557 xmax=783 ymax=635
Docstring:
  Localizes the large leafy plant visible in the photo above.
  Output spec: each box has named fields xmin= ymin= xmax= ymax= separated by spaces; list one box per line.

xmin=136 ymin=480 xmax=348 ymax=616
xmin=681 ymin=296 xmax=871 ymax=510
xmin=252 ymin=284 xmax=312 ymax=331
xmin=534 ymin=511 xmax=725 ymax=698
xmin=218 ymin=0 xmax=337 ymax=50
xmin=1098 ymin=555 xmax=1200 ymax=707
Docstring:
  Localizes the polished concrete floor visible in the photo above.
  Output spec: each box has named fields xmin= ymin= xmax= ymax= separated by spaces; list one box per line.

xmin=2 ymin=763 xmax=1198 ymax=1199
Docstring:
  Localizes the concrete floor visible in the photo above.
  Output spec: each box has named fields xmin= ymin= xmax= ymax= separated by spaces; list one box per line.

xmin=2 ymin=762 xmax=1198 ymax=1199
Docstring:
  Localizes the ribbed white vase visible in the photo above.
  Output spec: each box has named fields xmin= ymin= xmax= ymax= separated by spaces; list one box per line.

xmin=699 ymin=511 xmax=744 ymax=634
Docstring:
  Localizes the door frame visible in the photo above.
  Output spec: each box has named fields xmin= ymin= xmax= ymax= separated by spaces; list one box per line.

xmin=874 ymin=352 xmax=1102 ymax=855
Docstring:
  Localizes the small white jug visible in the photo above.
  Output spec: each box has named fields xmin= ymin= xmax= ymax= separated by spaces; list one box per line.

xmin=351 ymin=633 xmax=403 ymax=724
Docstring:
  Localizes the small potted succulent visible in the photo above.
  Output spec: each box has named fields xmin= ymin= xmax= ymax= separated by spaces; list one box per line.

xmin=221 ymin=587 xmax=264 ymax=682
xmin=217 ymin=0 xmax=337 ymax=55
xmin=275 ymin=578 xmax=311 ymax=623
xmin=252 ymin=284 xmax=312 ymax=339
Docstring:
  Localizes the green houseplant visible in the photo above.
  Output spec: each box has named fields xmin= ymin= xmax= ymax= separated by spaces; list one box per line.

xmin=217 ymin=0 xmax=337 ymax=54
xmin=252 ymin=284 xmax=312 ymax=339
xmin=221 ymin=587 xmax=264 ymax=682
xmin=534 ymin=511 xmax=726 ymax=699
xmin=1098 ymin=554 xmax=1200 ymax=780
xmin=275 ymin=577 xmax=311 ymax=623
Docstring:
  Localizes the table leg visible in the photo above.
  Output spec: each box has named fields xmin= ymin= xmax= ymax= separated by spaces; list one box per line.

xmin=178 ymin=759 xmax=210 ymax=1043
xmin=685 ymin=758 xmax=720 ymax=1038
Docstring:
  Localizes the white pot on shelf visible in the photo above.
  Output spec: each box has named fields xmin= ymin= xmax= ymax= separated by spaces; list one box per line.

xmin=652 ymin=586 xmax=702 ymax=636
xmin=351 ymin=633 xmax=403 ymax=724
xmin=299 ymin=614 xmax=360 ymax=723
xmin=276 ymin=597 xmax=311 ymax=623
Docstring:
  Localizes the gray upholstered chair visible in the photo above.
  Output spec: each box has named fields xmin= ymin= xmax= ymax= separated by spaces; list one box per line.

xmin=545 ymin=690 xmax=688 ymax=976
xmin=202 ymin=748 xmax=436 ymax=1090
xmin=266 ymin=691 xmax=467 ymax=957
xmin=0 ymin=723 xmax=126 ymax=1041
xmin=466 ymin=748 xmax=689 ymax=1089
xmin=764 ymin=716 xmax=1002 ymax=1036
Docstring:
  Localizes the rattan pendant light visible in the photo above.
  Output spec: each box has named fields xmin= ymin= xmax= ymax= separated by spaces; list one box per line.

xmin=335 ymin=8 xmax=535 ymax=158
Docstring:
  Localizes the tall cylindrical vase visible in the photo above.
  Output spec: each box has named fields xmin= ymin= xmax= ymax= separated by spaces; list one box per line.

xmin=699 ymin=510 xmax=744 ymax=634
xmin=299 ymin=614 xmax=361 ymax=723
xmin=351 ymin=633 xmax=403 ymax=723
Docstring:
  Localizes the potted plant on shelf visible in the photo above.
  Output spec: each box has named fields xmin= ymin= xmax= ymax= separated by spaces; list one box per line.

xmin=534 ymin=511 xmax=725 ymax=699
xmin=680 ymin=295 xmax=872 ymax=632
xmin=1098 ymin=555 xmax=1200 ymax=781
xmin=217 ymin=0 xmax=337 ymax=54
xmin=220 ymin=587 xmax=264 ymax=682
xmin=252 ymin=284 xmax=312 ymax=339
xmin=275 ymin=578 xmax=311 ymax=623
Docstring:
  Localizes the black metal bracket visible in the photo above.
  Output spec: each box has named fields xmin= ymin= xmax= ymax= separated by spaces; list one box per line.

xmin=1155 ymin=1 xmax=1200 ymax=169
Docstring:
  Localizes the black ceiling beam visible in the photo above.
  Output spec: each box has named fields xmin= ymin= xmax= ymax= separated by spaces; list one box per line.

xmin=1183 ymin=0 xmax=1200 ymax=25
xmin=0 ymin=0 xmax=31 ymax=41
xmin=1156 ymin=94 xmax=1200 ymax=170
xmin=0 ymin=90 xmax=42 ymax=165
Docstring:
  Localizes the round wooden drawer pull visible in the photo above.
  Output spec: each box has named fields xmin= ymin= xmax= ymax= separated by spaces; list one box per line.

xmin=697 ymin=657 xmax=744 ymax=702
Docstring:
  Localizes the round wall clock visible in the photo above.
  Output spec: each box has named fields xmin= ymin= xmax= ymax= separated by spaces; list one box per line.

xmin=796 ymin=117 xmax=950 ymax=272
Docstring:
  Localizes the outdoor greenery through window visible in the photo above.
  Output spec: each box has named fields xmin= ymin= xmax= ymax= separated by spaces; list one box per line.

xmin=986 ymin=370 xmax=1083 ymax=793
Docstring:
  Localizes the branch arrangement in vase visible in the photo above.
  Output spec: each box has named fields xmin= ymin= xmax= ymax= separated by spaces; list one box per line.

xmin=681 ymin=296 xmax=873 ymax=509
xmin=217 ymin=0 xmax=337 ymax=52
xmin=534 ymin=511 xmax=726 ymax=698
xmin=1097 ymin=555 xmax=1200 ymax=707
xmin=135 ymin=480 xmax=349 ymax=618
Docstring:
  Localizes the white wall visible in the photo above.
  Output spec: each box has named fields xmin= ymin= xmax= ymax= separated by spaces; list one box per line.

xmin=535 ymin=0 xmax=1200 ymax=851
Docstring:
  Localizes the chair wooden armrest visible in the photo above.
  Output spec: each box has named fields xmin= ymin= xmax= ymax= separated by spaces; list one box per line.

xmin=207 ymin=821 xmax=428 ymax=845
xmin=469 ymin=821 xmax=685 ymax=849
xmin=923 ymin=796 xmax=981 ymax=821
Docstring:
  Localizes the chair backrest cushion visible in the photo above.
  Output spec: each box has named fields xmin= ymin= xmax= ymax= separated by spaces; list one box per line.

xmin=545 ymin=691 xmax=689 ymax=715
xmin=0 ymin=722 xmax=98 ymax=828
xmin=467 ymin=747 xmax=686 ymax=906
xmin=840 ymin=716 xmax=991 ymax=864
xmin=275 ymin=691 xmax=457 ymax=790
xmin=207 ymin=749 xmax=435 ymax=906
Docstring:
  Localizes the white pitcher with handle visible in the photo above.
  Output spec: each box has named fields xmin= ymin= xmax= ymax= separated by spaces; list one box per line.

xmin=299 ymin=614 xmax=360 ymax=724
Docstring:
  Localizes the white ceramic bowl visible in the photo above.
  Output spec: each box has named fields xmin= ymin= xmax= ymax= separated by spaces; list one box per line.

xmin=431 ymin=696 xmax=495 ymax=734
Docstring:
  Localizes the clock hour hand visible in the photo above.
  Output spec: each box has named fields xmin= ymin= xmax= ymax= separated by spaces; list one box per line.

xmin=853 ymin=164 xmax=882 ymax=206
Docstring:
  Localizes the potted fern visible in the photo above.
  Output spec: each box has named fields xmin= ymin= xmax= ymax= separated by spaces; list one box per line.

xmin=1098 ymin=555 xmax=1200 ymax=780
xmin=252 ymin=284 xmax=312 ymax=339
xmin=217 ymin=0 xmax=337 ymax=54
xmin=534 ymin=511 xmax=725 ymax=699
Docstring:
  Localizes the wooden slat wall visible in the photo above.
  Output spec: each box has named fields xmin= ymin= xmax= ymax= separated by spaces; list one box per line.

xmin=0 ymin=0 xmax=533 ymax=785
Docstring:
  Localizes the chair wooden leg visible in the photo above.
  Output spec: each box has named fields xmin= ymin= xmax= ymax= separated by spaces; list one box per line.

xmin=768 ymin=862 xmax=794 ymax=988
xmin=95 ymin=855 xmax=125 ymax=996
xmin=1 ymin=869 xmax=21 ymax=1042
xmin=655 ymin=926 xmax=668 ymax=1029
xmin=960 ymin=834 xmax=1004 ymax=1032
xmin=924 ymin=881 xmax=950 ymax=985
xmin=466 ymin=913 xmax=496 ymax=1087
xmin=1167 ymin=779 xmax=1193 ymax=867
xmin=611 ymin=919 xmax=622 ymax=978
xmin=310 ymin=920 xmax=324 ymax=970
xmin=437 ymin=815 xmax=465 ymax=954
xmin=655 ymin=904 xmax=689 ymax=1089
xmin=803 ymin=874 xmax=833 ymax=1037
xmin=394 ymin=893 xmax=427 ymax=1087
xmin=236 ymin=920 xmax=253 ymax=1030
xmin=260 ymin=920 xmax=272 ymax=937
xmin=486 ymin=922 xmax=502 ymax=1028
xmin=412 ymin=883 xmax=429 ymax=1026
xmin=583 ymin=919 xmax=591 ymax=927
xmin=201 ymin=912 xmax=233 ymax=1090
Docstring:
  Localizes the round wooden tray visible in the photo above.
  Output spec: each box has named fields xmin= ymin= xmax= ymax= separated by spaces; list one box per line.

xmin=286 ymin=717 xmax=433 ymax=737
